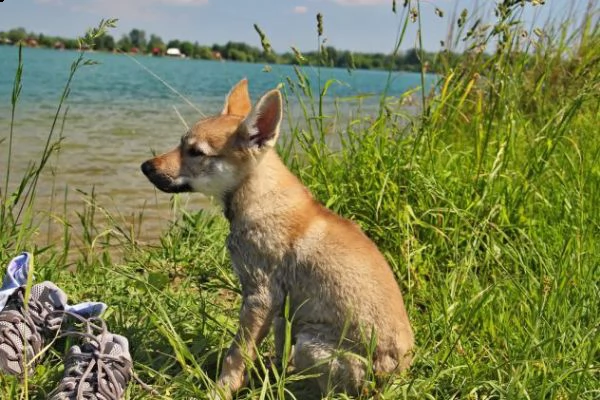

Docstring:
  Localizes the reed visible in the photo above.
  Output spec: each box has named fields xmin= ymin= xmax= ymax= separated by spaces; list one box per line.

xmin=1 ymin=2 xmax=598 ymax=399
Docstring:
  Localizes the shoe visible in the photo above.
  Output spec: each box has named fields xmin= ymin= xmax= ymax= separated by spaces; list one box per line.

xmin=0 ymin=280 xmax=107 ymax=375
xmin=48 ymin=318 xmax=133 ymax=400
xmin=0 ymin=252 xmax=31 ymax=310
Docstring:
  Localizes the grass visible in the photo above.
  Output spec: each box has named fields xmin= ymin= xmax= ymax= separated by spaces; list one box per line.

xmin=1 ymin=1 xmax=599 ymax=399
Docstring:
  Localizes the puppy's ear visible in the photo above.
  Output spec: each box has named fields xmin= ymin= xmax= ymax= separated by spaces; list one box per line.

xmin=222 ymin=78 xmax=252 ymax=117
xmin=239 ymin=89 xmax=283 ymax=149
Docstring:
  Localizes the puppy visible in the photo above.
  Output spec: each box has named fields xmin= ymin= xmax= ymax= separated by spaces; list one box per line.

xmin=141 ymin=79 xmax=414 ymax=397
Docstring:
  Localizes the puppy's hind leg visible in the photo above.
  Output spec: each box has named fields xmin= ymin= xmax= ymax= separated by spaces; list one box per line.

xmin=292 ymin=332 xmax=367 ymax=396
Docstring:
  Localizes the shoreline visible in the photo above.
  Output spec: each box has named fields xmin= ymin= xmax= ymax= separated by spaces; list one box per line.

xmin=0 ymin=38 xmax=439 ymax=74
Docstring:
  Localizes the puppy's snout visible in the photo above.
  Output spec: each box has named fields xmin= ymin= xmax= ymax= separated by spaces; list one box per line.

xmin=141 ymin=160 xmax=156 ymax=177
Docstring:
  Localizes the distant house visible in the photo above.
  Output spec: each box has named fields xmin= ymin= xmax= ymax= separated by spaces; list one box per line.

xmin=130 ymin=47 xmax=140 ymax=54
xmin=166 ymin=48 xmax=184 ymax=58
xmin=0 ymin=38 xmax=13 ymax=45
xmin=212 ymin=51 xmax=222 ymax=61
xmin=151 ymin=47 xmax=163 ymax=56
xmin=25 ymin=38 xmax=38 ymax=47
xmin=54 ymin=41 xmax=65 ymax=50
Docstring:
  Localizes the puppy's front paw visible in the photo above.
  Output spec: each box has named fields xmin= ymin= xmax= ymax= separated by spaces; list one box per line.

xmin=207 ymin=384 xmax=232 ymax=400
xmin=209 ymin=372 xmax=243 ymax=400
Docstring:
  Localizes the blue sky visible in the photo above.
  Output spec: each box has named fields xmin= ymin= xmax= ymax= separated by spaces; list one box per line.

xmin=0 ymin=0 xmax=591 ymax=53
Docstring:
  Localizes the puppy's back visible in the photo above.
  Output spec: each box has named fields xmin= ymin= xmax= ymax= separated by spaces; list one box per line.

xmin=291 ymin=202 xmax=414 ymax=368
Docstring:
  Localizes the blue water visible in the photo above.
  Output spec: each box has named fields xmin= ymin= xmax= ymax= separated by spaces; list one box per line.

xmin=0 ymin=46 xmax=434 ymax=242
xmin=0 ymin=46 xmax=432 ymax=110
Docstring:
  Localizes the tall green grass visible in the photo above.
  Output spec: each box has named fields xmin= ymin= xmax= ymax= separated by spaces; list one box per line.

xmin=1 ymin=1 xmax=599 ymax=399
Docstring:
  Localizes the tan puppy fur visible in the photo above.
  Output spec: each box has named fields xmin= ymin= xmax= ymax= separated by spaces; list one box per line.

xmin=141 ymin=79 xmax=414 ymax=397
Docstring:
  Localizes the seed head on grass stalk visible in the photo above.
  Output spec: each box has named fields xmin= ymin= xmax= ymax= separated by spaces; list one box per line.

xmin=348 ymin=52 xmax=356 ymax=74
xmin=410 ymin=7 xmax=418 ymax=23
xmin=291 ymin=46 xmax=306 ymax=63
xmin=458 ymin=9 xmax=468 ymax=28
xmin=80 ymin=18 xmax=118 ymax=51
xmin=317 ymin=13 xmax=324 ymax=37
xmin=253 ymin=23 xmax=272 ymax=55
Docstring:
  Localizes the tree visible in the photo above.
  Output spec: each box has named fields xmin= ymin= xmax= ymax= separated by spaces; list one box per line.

xmin=94 ymin=34 xmax=115 ymax=51
xmin=0 ymin=25 xmax=442 ymax=72
xmin=180 ymin=41 xmax=194 ymax=57
xmin=193 ymin=42 xmax=212 ymax=59
xmin=63 ymin=39 xmax=79 ymax=50
xmin=103 ymin=35 xmax=116 ymax=51
xmin=7 ymin=27 xmax=27 ymax=43
xmin=404 ymin=48 xmax=420 ymax=66
xmin=196 ymin=46 xmax=213 ymax=59
xmin=117 ymin=35 xmax=132 ymax=52
xmin=37 ymin=33 xmax=54 ymax=48
xmin=128 ymin=29 xmax=146 ymax=50
xmin=167 ymin=39 xmax=181 ymax=49
xmin=147 ymin=34 xmax=165 ymax=53
xmin=229 ymin=49 xmax=248 ymax=62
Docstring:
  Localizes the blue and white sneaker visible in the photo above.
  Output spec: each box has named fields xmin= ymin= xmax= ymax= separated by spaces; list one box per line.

xmin=0 ymin=253 xmax=107 ymax=375
xmin=48 ymin=318 xmax=134 ymax=400
xmin=0 ymin=252 xmax=31 ymax=310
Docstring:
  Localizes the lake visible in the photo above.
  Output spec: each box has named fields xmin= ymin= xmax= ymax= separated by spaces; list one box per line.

xmin=0 ymin=46 xmax=434 ymax=248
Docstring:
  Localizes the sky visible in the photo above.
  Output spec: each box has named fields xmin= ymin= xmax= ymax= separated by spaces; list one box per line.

xmin=0 ymin=0 xmax=593 ymax=53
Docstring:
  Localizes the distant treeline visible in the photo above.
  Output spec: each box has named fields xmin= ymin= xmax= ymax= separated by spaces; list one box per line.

xmin=0 ymin=27 xmax=457 ymax=72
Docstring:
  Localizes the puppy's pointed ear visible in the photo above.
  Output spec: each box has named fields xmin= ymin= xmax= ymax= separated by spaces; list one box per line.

xmin=240 ymin=89 xmax=283 ymax=149
xmin=222 ymin=78 xmax=252 ymax=117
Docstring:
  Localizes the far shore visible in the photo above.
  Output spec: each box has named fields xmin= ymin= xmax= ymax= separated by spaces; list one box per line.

xmin=0 ymin=27 xmax=444 ymax=73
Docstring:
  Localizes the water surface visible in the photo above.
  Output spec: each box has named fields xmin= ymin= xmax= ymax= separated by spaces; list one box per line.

xmin=0 ymin=46 xmax=433 ymax=247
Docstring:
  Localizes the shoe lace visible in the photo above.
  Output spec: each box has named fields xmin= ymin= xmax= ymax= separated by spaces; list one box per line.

xmin=0 ymin=287 xmax=63 ymax=373
xmin=52 ymin=313 xmax=156 ymax=399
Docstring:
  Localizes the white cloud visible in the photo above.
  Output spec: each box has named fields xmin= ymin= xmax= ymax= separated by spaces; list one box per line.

xmin=293 ymin=5 xmax=308 ymax=14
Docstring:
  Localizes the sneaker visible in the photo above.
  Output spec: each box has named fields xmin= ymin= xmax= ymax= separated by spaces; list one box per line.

xmin=0 ymin=281 xmax=107 ymax=375
xmin=48 ymin=318 xmax=133 ymax=400
xmin=0 ymin=252 xmax=31 ymax=310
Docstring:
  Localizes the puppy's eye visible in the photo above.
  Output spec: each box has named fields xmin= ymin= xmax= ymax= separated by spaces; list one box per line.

xmin=188 ymin=147 xmax=206 ymax=157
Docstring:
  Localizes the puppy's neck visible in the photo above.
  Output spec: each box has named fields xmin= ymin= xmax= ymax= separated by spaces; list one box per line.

xmin=222 ymin=149 xmax=311 ymax=224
